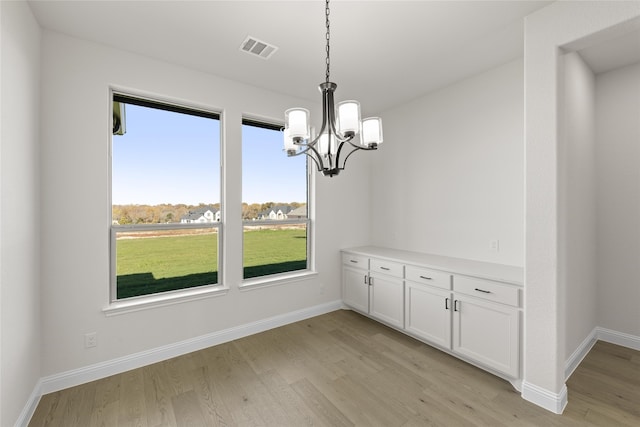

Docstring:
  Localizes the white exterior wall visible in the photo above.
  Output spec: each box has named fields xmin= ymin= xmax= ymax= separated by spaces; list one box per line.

xmin=370 ymin=59 xmax=525 ymax=267
xmin=39 ymin=30 xmax=371 ymax=380
xmin=0 ymin=1 xmax=42 ymax=425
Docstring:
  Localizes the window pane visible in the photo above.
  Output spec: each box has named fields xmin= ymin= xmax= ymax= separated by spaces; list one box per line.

xmin=243 ymin=223 xmax=307 ymax=279
xmin=115 ymin=228 xmax=218 ymax=299
xmin=112 ymin=96 xmax=220 ymax=299
xmin=112 ymin=101 xmax=220 ymax=206
xmin=242 ymin=122 xmax=308 ymax=279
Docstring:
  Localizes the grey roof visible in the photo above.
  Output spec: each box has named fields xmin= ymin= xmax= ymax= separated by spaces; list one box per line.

xmin=258 ymin=205 xmax=294 ymax=216
xmin=288 ymin=206 xmax=307 ymax=217
xmin=181 ymin=205 xmax=219 ymax=220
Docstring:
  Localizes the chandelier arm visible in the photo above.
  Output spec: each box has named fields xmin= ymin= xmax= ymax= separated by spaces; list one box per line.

xmin=333 ymin=135 xmax=355 ymax=167
xmin=287 ymin=143 xmax=326 ymax=172
xmin=325 ymin=87 xmax=340 ymax=139
xmin=344 ymin=138 xmax=377 ymax=151
xmin=306 ymin=144 xmax=327 ymax=171
xmin=303 ymin=84 xmax=332 ymax=148
xmin=307 ymin=151 xmax=325 ymax=173
xmin=337 ymin=144 xmax=365 ymax=171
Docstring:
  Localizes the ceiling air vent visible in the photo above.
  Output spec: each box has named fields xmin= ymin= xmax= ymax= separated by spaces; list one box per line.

xmin=240 ymin=36 xmax=278 ymax=60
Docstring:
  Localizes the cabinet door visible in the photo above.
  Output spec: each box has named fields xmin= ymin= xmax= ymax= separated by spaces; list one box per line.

xmin=405 ymin=282 xmax=452 ymax=349
xmin=343 ymin=265 xmax=369 ymax=313
xmin=369 ymin=273 xmax=404 ymax=329
xmin=452 ymin=295 xmax=520 ymax=378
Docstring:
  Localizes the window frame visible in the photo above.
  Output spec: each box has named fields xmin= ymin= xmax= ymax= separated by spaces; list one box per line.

xmin=109 ymin=90 xmax=224 ymax=304
xmin=240 ymin=117 xmax=315 ymax=287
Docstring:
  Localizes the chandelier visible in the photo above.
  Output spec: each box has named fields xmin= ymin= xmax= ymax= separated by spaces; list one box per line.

xmin=284 ymin=0 xmax=383 ymax=177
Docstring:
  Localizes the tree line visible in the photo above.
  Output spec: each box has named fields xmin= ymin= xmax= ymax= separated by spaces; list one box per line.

xmin=113 ymin=202 xmax=304 ymax=224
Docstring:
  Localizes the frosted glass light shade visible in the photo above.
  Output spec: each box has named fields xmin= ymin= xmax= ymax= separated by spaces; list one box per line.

xmin=285 ymin=108 xmax=310 ymax=140
xmin=283 ymin=128 xmax=297 ymax=152
xmin=318 ymin=133 xmax=337 ymax=156
xmin=337 ymin=100 xmax=361 ymax=135
xmin=361 ymin=117 xmax=383 ymax=146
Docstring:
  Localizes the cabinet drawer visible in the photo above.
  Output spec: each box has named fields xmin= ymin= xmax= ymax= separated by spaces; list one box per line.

xmin=405 ymin=265 xmax=451 ymax=290
xmin=370 ymin=258 xmax=404 ymax=278
xmin=342 ymin=253 xmax=368 ymax=269
xmin=453 ymin=276 xmax=520 ymax=307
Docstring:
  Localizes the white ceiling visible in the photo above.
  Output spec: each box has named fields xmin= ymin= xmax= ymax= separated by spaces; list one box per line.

xmin=28 ymin=0 xmax=556 ymax=115
xmin=579 ymin=28 xmax=640 ymax=74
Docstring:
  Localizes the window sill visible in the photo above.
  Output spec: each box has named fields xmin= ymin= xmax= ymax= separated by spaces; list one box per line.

xmin=103 ymin=285 xmax=229 ymax=316
xmin=239 ymin=270 xmax=318 ymax=291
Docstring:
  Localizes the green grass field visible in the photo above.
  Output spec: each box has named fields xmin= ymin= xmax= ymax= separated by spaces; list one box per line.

xmin=116 ymin=228 xmax=307 ymax=299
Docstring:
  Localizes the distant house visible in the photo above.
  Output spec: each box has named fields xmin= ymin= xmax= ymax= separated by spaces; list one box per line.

xmin=257 ymin=205 xmax=294 ymax=220
xmin=288 ymin=205 xmax=307 ymax=219
xmin=180 ymin=206 xmax=220 ymax=223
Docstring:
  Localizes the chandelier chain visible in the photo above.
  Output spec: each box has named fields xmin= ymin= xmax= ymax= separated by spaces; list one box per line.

xmin=325 ymin=0 xmax=330 ymax=84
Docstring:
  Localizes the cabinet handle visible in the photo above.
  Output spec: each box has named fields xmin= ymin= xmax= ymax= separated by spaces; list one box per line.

xmin=445 ymin=298 xmax=449 ymax=310
xmin=369 ymin=276 xmax=374 ymax=286
xmin=419 ymin=275 xmax=433 ymax=280
xmin=350 ymin=259 xmax=358 ymax=264
xmin=474 ymin=288 xmax=491 ymax=294
xmin=364 ymin=275 xmax=368 ymax=284
xmin=380 ymin=266 xmax=390 ymax=271
xmin=454 ymin=300 xmax=459 ymax=312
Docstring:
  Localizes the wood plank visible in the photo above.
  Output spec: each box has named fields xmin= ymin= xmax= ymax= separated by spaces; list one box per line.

xmin=290 ymin=377 xmax=354 ymax=427
xmin=59 ymin=381 xmax=96 ymax=426
xmin=117 ymin=369 xmax=148 ymax=427
xmin=190 ymin=366 xmax=233 ymax=426
xmin=89 ymin=374 xmax=121 ymax=427
xmin=28 ymin=390 xmax=68 ymax=427
xmin=257 ymin=368 xmax=324 ymax=426
xmin=171 ymin=390 xmax=206 ymax=427
xmin=142 ymin=361 xmax=177 ymax=426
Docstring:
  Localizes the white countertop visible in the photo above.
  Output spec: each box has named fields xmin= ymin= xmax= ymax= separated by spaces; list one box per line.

xmin=342 ymin=246 xmax=523 ymax=286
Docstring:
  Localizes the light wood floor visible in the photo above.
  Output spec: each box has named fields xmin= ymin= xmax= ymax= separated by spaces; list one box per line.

xmin=29 ymin=310 xmax=640 ymax=426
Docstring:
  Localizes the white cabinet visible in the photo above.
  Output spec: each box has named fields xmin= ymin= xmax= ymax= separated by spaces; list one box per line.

xmin=342 ymin=254 xmax=369 ymax=313
xmin=404 ymin=272 xmax=521 ymax=379
xmin=405 ymin=280 xmax=452 ymax=349
xmin=452 ymin=275 xmax=520 ymax=378
xmin=342 ymin=253 xmax=404 ymax=329
xmin=405 ymin=265 xmax=453 ymax=349
xmin=452 ymin=294 xmax=520 ymax=378
xmin=369 ymin=271 xmax=404 ymax=329
xmin=342 ymin=247 xmax=523 ymax=383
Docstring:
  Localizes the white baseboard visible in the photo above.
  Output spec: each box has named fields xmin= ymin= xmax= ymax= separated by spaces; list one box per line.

xmin=14 ymin=379 xmax=43 ymax=427
xmin=521 ymin=381 xmax=568 ymax=414
xmin=596 ymin=327 xmax=640 ymax=351
xmin=17 ymin=300 xmax=342 ymax=426
xmin=564 ymin=327 xmax=640 ymax=381
xmin=565 ymin=329 xmax=598 ymax=380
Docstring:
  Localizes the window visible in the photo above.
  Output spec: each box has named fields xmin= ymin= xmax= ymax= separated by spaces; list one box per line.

xmin=111 ymin=93 xmax=221 ymax=300
xmin=242 ymin=119 xmax=310 ymax=280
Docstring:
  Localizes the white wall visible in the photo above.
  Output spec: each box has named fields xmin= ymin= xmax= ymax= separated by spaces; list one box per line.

xmin=370 ymin=59 xmax=524 ymax=267
xmin=0 ymin=1 xmax=42 ymax=425
xmin=39 ymin=31 xmax=370 ymax=378
xmin=523 ymin=0 xmax=640 ymax=413
xmin=595 ymin=62 xmax=640 ymax=337
xmin=560 ymin=52 xmax=598 ymax=362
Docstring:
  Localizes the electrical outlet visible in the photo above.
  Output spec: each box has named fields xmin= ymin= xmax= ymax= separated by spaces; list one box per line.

xmin=84 ymin=332 xmax=97 ymax=348
xmin=319 ymin=283 xmax=325 ymax=295
xmin=490 ymin=240 xmax=500 ymax=252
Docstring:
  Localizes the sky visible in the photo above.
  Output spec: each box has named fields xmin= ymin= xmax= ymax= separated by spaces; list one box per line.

xmin=112 ymin=103 xmax=306 ymax=206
